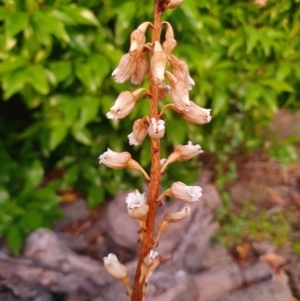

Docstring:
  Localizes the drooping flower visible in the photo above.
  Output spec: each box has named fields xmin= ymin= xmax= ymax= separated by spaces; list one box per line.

xmin=128 ymin=117 xmax=149 ymax=145
xmin=103 ymin=253 xmax=128 ymax=280
xmin=129 ymin=22 xmax=153 ymax=57
xmin=106 ymin=88 xmax=147 ymax=120
xmin=139 ymin=250 xmax=160 ymax=284
xmin=147 ymin=118 xmax=165 ymax=140
xmin=161 ymin=141 xmax=203 ymax=172
xmin=99 ymin=148 xmax=131 ymax=169
xmin=151 ymin=41 xmax=168 ymax=82
xmin=99 ymin=148 xmax=151 ymax=181
xmin=170 ymin=54 xmax=195 ymax=90
xmin=165 ymin=71 xmax=191 ymax=111
xmin=172 ymin=101 xmax=212 ymax=124
xmin=131 ymin=51 xmax=148 ymax=85
xmin=126 ymin=190 xmax=149 ymax=220
xmin=112 ymin=53 xmax=137 ymax=83
xmin=158 ymin=181 xmax=202 ymax=203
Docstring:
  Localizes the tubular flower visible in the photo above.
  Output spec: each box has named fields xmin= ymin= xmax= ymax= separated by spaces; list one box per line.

xmin=139 ymin=250 xmax=160 ymax=284
xmin=165 ymin=71 xmax=190 ymax=111
xmin=170 ymin=54 xmax=195 ymax=90
xmin=147 ymin=118 xmax=165 ymax=140
xmin=158 ymin=181 xmax=202 ymax=203
xmin=166 ymin=0 xmax=185 ymax=9
xmin=162 ymin=22 xmax=177 ymax=57
xmin=99 ymin=148 xmax=131 ymax=169
xmin=131 ymin=51 xmax=148 ymax=85
xmin=112 ymin=53 xmax=137 ymax=83
xmin=106 ymin=88 xmax=147 ymax=120
xmin=151 ymin=41 xmax=168 ymax=82
xmin=126 ymin=190 xmax=149 ymax=220
xmin=103 ymin=253 xmax=128 ymax=280
xmin=129 ymin=22 xmax=153 ymax=57
xmin=173 ymin=101 xmax=212 ymax=124
xmin=99 ymin=148 xmax=151 ymax=181
xmin=161 ymin=141 xmax=203 ymax=172
xmin=128 ymin=117 xmax=149 ymax=145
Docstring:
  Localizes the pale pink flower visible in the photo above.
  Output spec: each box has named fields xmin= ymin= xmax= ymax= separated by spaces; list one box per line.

xmin=112 ymin=53 xmax=137 ymax=83
xmin=147 ymin=118 xmax=165 ymax=140
xmin=151 ymin=41 xmax=168 ymax=82
xmin=103 ymin=253 xmax=128 ymax=280
xmin=128 ymin=117 xmax=149 ymax=145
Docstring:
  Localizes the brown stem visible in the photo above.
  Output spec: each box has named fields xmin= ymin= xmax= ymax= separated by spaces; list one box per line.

xmin=131 ymin=0 xmax=163 ymax=300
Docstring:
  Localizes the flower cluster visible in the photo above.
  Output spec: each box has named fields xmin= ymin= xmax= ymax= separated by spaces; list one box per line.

xmin=99 ymin=0 xmax=212 ymax=298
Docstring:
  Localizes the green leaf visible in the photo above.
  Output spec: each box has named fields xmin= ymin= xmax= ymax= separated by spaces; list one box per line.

xmin=50 ymin=120 xmax=68 ymax=150
xmin=72 ymin=125 xmax=92 ymax=145
xmin=244 ymin=83 xmax=262 ymax=110
xmin=27 ymin=65 xmax=49 ymax=94
xmin=33 ymin=11 xmax=70 ymax=42
xmin=25 ymin=160 xmax=44 ymax=189
xmin=5 ymin=11 xmax=28 ymax=37
xmin=79 ymin=96 xmax=99 ymax=127
xmin=212 ymin=89 xmax=227 ymax=116
xmin=0 ymin=56 xmax=28 ymax=75
xmin=23 ymin=210 xmax=43 ymax=230
xmin=88 ymin=185 xmax=104 ymax=208
xmin=49 ymin=61 xmax=72 ymax=83
xmin=7 ymin=226 xmax=23 ymax=254
xmin=75 ymin=62 xmax=97 ymax=91
xmin=2 ymin=68 xmax=26 ymax=100
xmin=62 ymin=5 xmax=100 ymax=26
xmin=260 ymin=79 xmax=293 ymax=93
xmin=0 ymin=7 xmax=9 ymax=20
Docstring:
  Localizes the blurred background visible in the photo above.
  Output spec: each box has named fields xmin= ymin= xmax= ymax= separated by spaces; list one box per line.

xmin=0 ymin=0 xmax=300 ymax=262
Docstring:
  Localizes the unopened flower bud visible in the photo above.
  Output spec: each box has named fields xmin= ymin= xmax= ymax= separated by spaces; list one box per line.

xmin=99 ymin=148 xmax=151 ymax=181
xmin=154 ymin=206 xmax=191 ymax=243
xmin=151 ymin=41 xmax=168 ymax=82
xmin=106 ymin=88 xmax=147 ymax=120
xmin=131 ymin=52 xmax=148 ymax=85
xmin=128 ymin=117 xmax=149 ymax=145
xmin=170 ymin=54 xmax=195 ymax=90
xmin=158 ymin=181 xmax=202 ymax=203
xmin=139 ymin=250 xmax=160 ymax=284
xmin=165 ymin=71 xmax=190 ymax=111
xmin=148 ymin=118 xmax=165 ymax=140
xmin=129 ymin=22 xmax=153 ymax=57
xmin=166 ymin=0 xmax=185 ymax=9
xmin=165 ymin=206 xmax=191 ymax=222
xmin=103 ymin=253 xmax=128 ymax=280
xmin=126 ymin=190 xmax=149 ymax=220
xmin=161 ymin=141 xmax=203 ymax=172
xmin=112 ymin=53 xmax=137 ymax=83
xmin=162 ymin=22 xmax=177 ymax=56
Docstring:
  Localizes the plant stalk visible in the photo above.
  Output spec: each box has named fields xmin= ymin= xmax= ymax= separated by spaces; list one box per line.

xmin=131 ymin=0 xmax=163 ymax=300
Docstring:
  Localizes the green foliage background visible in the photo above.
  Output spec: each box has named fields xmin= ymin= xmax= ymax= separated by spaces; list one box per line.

xmin=0 ymin=0 xmax=300 ymax=252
